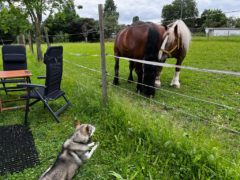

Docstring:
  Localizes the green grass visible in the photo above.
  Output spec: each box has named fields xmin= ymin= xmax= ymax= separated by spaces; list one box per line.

xmin=0 ymin=37 xmax=240 ymax=179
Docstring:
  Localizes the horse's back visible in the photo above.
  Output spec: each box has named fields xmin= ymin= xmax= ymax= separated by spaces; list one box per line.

xmin=114 ymin=22 xmax=166 ymax=59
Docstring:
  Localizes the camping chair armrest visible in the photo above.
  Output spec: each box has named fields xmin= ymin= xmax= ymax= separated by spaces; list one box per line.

xmin=37 ymin=76 xmax=46 ymax=79
xmin=17 ymin=83 xmax=46 ymax=89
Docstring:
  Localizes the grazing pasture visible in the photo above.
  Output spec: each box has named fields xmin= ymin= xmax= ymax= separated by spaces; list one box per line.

xmin=0 ymin=36 xmax=240 ymax=179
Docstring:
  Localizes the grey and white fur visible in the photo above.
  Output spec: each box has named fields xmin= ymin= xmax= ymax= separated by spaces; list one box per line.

xmin=39 ymin=123 xmax=99 ymax=180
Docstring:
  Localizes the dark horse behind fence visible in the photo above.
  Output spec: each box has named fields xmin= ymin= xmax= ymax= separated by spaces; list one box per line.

xmin=113 ymin=22 xmax=167 ymax=97
xmin=113 ymin=20 xmax=191 ymax=97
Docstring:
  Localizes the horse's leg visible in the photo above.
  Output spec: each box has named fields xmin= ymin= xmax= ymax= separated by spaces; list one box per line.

xmin=113 ymin=57 xmax=119 ymax=85
xmin=155 ymin=66 xmax=163 ymax=87
xmin=128 ymin=61 xmax=134 ymax=83
xmin=135 ymin=64 xmax=143 ymax=93
xmin=170 ymin=58 xmax=183 ymax=88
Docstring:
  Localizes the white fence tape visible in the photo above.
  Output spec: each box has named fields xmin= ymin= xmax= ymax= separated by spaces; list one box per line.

xmin=109 ymin=55 xmax=240 ymax=77
xmin=66 ymin=52 xmax=240 ymax=77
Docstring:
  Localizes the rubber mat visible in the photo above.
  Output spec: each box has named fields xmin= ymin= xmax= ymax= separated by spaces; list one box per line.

xmin=0 ymin=125 xmax=39 ymax=175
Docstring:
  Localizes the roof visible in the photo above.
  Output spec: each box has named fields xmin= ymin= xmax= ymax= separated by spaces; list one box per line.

xmin=205 ymin=28 xmax=240 ymax=30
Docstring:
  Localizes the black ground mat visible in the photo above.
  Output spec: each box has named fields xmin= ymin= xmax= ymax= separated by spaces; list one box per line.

xmin=0 ymin=125 xmax=39 ymax=175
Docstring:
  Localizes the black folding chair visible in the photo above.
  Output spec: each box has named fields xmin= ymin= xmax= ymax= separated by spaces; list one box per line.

xmin=1 ymin=45 xmax=29 ymax=94
xmin=17 ymin=46 xmax=70 ymax=124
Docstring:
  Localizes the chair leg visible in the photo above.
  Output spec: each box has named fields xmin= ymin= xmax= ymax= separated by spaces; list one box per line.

xmin=55 ymin=95 xmax=71 ymax=117
xmin=27 ymin=77 xmax=31 ymax=83
xmin=63 ymin=95 xmax=71 ymax=105
xmin=2 ymin=80 xmax=7 ymax=95
xmin=24 ymin=89 xmax=31 ymax=126
xmin=42 ymin=100 xmax=60 ymax=123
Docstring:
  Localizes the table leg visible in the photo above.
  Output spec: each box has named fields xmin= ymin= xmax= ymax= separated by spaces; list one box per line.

xmin=0 ymin=98 xmax=2 ymax=112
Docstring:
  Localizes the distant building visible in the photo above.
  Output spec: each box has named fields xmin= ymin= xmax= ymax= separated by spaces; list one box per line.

xmin=205 ymin=28 xmax=240 ymax=36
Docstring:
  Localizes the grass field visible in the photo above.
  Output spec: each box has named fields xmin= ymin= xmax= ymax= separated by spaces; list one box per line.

xmin=0 ymin=36 xmax=240 ymax=179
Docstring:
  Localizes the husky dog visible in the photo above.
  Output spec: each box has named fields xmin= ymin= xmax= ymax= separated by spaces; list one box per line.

xmin=39 ymin=122 xmax=99 ymax=180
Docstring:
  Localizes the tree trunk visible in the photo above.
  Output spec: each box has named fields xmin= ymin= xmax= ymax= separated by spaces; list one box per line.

xmin=28 ymin=32 xmax=34 ymax=54
xmin=35 ymin=22 xmax=42 ymax=61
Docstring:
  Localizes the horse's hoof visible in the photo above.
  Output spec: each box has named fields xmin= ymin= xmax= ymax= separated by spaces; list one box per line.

xmin=136 ymin=88 xmax=142 ymax=94
xmin=155 ymin=80 xmax=161 ymax=88
xmin=113 ymin=79 xmax=119 ymax=85
xmin=170 ymin=83 xmax=180 ymax=88
xmin=128 ymin=77 xmax=133 ymax=83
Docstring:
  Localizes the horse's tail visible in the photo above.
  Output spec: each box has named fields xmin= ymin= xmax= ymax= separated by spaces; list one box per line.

xmin=142 ymin=27 xmax=160 ymax=97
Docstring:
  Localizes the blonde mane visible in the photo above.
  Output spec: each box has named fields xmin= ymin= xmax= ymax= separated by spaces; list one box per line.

xmin=167 ymin=20 xmax=192 ymax=52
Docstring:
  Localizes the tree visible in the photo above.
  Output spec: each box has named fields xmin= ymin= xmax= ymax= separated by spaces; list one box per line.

xmin=0 ymin=5 xmax=31 ymax=37
xmin=44 ymin=1 xmax=98 ymax=42
xmin=104 ymin=0 xmax=119 ymax=38
xmin=78 ymin=18 xmax=99 ymax=42
xmin=235 ymin=18 xmax=240 ymax=28
xmin=161 ymin=0 xmax=198 ymax=27
xmin=44 ymin=0 xmax=80 ymax=38
xmin=5 ymin=0 xmax=68 ymax=61
xmin=227 ymin=17 xmax=236 ymax=28
xmin=200 ymin=9 xmax=227 ymax=28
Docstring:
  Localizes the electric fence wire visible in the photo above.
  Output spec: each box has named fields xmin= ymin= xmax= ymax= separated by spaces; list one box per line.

xmin=64 ymin=59 xmax=240 ymax=135
xmin=65 ymin=60 xmax=240 ymax=167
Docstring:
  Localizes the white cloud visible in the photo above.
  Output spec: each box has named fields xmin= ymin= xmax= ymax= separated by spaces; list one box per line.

xmin=75 ymin=0 xmax=240 ymax=24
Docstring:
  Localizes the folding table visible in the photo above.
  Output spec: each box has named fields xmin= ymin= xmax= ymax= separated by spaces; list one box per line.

xmin=0 ymin=70 xmax=32 ymax=112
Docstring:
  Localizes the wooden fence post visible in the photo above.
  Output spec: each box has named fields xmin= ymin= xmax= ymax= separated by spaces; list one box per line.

xmin=22 ymin=34 xmax=26 ymax=46
xmin=17 ymin=36 xmax=20 ymax=44
xmin=44 ymin=27 xmax=50 ymax=47
xmin=17 ymin=35 xmax=25 ymax=45
xmin=98 ymin=4 xmax=108 ymax=106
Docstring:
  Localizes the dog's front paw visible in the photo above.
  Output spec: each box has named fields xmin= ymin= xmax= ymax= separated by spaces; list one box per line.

xmin=63 ymin=139 xmax=71 ymax=148
xmin=91 ymin=142 xmax=99 ymax=150
xmin=82 ymin=142 xmax=99 ymax=160
xmin=95 ymin=142 xmax=100 ymax=147
xmin=88 ymin=142 xmax=95 ymax=147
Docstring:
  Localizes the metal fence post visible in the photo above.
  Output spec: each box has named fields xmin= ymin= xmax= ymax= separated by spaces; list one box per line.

xmin=98 ymin=4 xmax=108 ymax=106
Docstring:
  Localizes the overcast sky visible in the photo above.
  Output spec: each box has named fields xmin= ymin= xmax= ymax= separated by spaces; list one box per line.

xmin=75 ymin=0 xmax=240 ymax=24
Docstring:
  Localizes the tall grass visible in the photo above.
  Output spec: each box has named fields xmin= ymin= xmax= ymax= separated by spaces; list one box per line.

xmin=0 ymin=37 xmax=240 ymax=179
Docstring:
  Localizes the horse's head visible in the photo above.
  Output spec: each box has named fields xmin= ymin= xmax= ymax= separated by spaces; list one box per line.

xmin=158 ymin=23 xmax=180 ymax=62
xmin=158 ymin=20 xmax=191 ymax=62
xmin=142 ymin=63 xmax=157 ymax=97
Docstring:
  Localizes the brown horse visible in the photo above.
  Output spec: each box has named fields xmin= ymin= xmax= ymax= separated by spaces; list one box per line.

xmin=113 ymin=22 xmax=167 ymax=96
xmin=113 ymin=20 xmax=191 ymax=96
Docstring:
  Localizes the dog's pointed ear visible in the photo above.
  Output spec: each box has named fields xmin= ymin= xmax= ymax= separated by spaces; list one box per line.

xmin=86 ymin=125 xmax=94 ymax=135
xmin=86 ymin=125 xmax=91 ymax=135
xmin=74 ymin=120 xmax=81 ymax=129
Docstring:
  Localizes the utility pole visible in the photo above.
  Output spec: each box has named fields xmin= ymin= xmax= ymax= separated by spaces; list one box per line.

xmin=180 ymin=0 xmax=183 ymax=19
